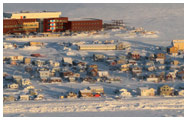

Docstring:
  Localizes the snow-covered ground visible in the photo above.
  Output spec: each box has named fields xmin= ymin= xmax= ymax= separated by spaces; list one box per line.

xmin=3 ymin=3 xmax=184 ymax=117
xmin=3 ymin=97 xmax=184 ymax=117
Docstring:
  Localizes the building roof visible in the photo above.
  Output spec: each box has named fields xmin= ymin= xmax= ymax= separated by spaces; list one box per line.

xmin=69 ymin=18 xmax=102 ymax=21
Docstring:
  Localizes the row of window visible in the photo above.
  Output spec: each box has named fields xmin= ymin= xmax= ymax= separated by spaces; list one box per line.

xmin=4 ymin=24 xmax=38 ymax=28
xmin=72 ymin=26 xmax=100 ymax=29
xmin=14 ymin=28 xmax=36 ymax=31
xmin=72 ymin=22 xmax=100 ymax=25
xmin=49 ymin=20 xmax=67 ymax=22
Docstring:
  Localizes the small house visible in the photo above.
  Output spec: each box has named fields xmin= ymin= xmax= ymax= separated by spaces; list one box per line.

xmin=177 ymin=70 xmax=184 ymax=80
xmin=128 ymin=59 xmax=137 ymax=65
xmin=39 ymin=70 xmax=50 ymax=79
xmin=62 ymin=57 xmax=73 ymax=65
xmin=19 ymin=95 xmax=30 ymax=101
xmin=156 ymin=53 xmax=166 ymax=59
xmin=159 ymin=85 xmax=174 ymax=96
xmin=116 ymin=59 xmax=126 ymax=64
xmin=136 ymin=87 xmax=155 ymax=96
xmin=131 ymin=51 xmax=140 ymax=60
xmin=171 ymin=60 xmax=179 ymax=66
xmin=87 ymin=64 xmax=98 ymax=71
xmin=49 ymin=77 xmax=62 ymax=83
xmin=29 ymin=42 xmax=43 ymax=46
xmin=35 ymin=60 xmax=45 ymax=66
xmin=120 ymin=65 xmax=130 ymax=72
xmin=79 ymin=89 xmax=94 ymax=97
xmin=25 ymin=85 xmax=35 ymax=90
xmin=3 ymin=95 xmax=15 ymax=102
xmin=147 ymin=65 xmax=156 ymax=71
xmin=68 ymin=77 xmax=76 ymax=82
xmin=8 ymin=83 xmax=19 ymax=89
xmin=132 ymin=67 xmax=142 ymax=74
xmin=167 ymin=46 xmax=178 ymax=55
xmin=10 ymin=60 xmax=17 ymax=65
xmin=178 ymin=90 xmax=184 ymax=96
xmin=66 ymin=92 xmax=77 ymax=98
xmin=148 ymin=53 xmax=155 ymax=61
xmin=88 ymin=68 xmax=98 ymax=77
xmin=10 ymin=56 xmax=24 ymax=61
xmin=24 ymin=57 xmax=31 ymax=64
xmin=166 ymin=72 xmax=176 ymax=80
xmin=98 ymin=71 xmax=109 ymax=77
xmin=156 ymin=58 xmax=165 ymax=64
xmin=88 ymin=86 xmax=104 ymax=94
xmin=22 ymin=79 xmax=32 ymax=86
xmin=146 ymin=74 xmax=159 ymax=83
xmin=93 ymin=54 xmax=106 ymax=61
xmin=62 ymin=71 xmax=74 ymax=78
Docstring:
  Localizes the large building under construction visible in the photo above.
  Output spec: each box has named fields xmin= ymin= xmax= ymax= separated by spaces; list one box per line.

xmin=3 ymin=11 xmax=103 ymax=34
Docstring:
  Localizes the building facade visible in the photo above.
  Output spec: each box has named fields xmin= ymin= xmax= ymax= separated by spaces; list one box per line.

xmin=67 ymin=19 xmax=102 ymax=32
xmin=3 ymin=19 xmax=39 ymax=34
xmin=43 ymin=17 xmax=68 ymax=32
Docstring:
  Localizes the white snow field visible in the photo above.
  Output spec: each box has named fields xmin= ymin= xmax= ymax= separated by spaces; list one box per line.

xmin=3 ymin=3 xmax=184 ymax=117
xmin=3 ymin=97 xmax=184 ymax=117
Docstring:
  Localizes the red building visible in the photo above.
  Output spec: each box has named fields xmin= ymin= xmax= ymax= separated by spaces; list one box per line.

xmin=43 ymin=17 xmax=68 ymax=32
xmin=3 ymin=19 xmax=39 ymax=34
xmin=67 ymin=19 xmax=102 ymax=32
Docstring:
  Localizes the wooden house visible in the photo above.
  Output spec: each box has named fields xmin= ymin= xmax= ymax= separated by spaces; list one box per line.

xmin=10 ymin=56 xmax=24 ymax=61
xmin=159 ymin=85 xmax=174 ymax=96
xmin=93 ymin=54 xmax=106 ymax=61
xmin=88 ymin=86 xmax=104 ymax=94
xmin=3 ymin=95 xmax=15 ymax=102
xmin=87 ymin=64 xmax=98 ymax=71
xmin=8 ymin=83 xmax=19 ymax=89
xmin=148 ymin=53 xmax=155 ymax=61
xmin=147 ymin=65 xmax=156 ymax=71
xmin=120 ymin=64 xmax=130 ymax=72
xmin=136 ymin=87 xmax=155 ymax=96
xmin=128 ymin=51 xmax=140 ymax=60
xmin=146 ymin=74 xmax=159 ymax=83
xmin=66 ymin=92 xmax=77 ymax=98
xmin=156 ymin=58 xmax=165 ymax=64
xmin=167 ymin=46 xmax=178 ymax=55
xmin=98 ymin=71 xmax=109 ymax=77
xmin=19 ymin=95 xmax=30 ymax=101
xmin=177 ymin=70 xmax=184 ymax=80
xmin=10 ymin=60 xmax=17 ymax=65
xmin=156 ymin=53 xmax=166 ymax=59
xmin=79 ymin=89 xmax=94 ymax=97
xmin=39 ymin=71 xmax=50 ymax=80
xmin=132 ymin=67 xmax=142 ymax=74
xmin=62 ymin=57 xmax=73 ymax=65
xmin=166 ymin=72 xmax=176 ymax=80
xmin=49 ymin=77 xmax=62 ymax=83
xmin=23 ymin=57 xmax=31 ymax=64
xmin=68 ymin=77 xmax=76 ymax=82
xmin=29 ymin=42 xmax=43 ymax=46
xmin=62 ymin=71 xmax=74 ymax=78
xmin=22 ymin=79 xmax=32 ymax=86
xmin=128 ymin=59 xmax=137 ymax=65
xmin=116 ymin=59 xmax=126 ymax=64
xmin=171 ymin=60 xmax=179 ymax=66
xmin=88 ymin=68 xmax=98 ymax=77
